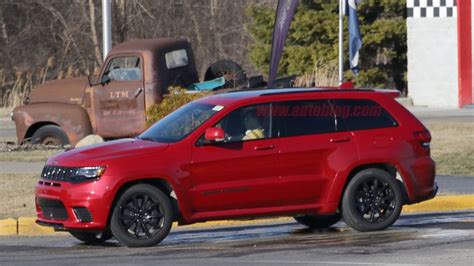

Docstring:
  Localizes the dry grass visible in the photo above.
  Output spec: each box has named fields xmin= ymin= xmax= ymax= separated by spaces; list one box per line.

xmin=0 ymin=107 xmax=12 ymax=118
xmin=426 ymin=121 xmax=474 ymax=176
xmin=294 ymin=62 xmax=339 ymax=88
xmin=0 ymin=149 xmax=63 ymax=162
xmin=0 ymin=173 xmax=37 ymax=218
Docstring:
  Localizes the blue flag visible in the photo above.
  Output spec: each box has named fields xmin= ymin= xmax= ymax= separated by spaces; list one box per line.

xmin=346 ymin=0 xmax=363 ymax=74
xmin=268 ymin=0 xmax=298 ymax=88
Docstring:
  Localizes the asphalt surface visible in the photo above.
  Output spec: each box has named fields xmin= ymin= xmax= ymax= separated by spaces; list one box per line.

xmin=0 ymin=211 xmax=473 ymax=265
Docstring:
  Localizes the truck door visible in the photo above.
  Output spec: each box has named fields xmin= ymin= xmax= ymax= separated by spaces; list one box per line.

xmin=91 ymin=55 xmax=146 ymax=138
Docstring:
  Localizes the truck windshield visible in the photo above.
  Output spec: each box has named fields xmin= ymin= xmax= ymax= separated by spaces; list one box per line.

xmin=139 ymin=102 xmax=222 ymax=143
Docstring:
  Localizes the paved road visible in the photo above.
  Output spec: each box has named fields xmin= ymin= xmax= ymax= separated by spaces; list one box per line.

xmin=0 ymin=211 xmax=473 ymax=265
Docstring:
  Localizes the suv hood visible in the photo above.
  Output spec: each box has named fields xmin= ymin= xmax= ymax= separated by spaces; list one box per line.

xmin=48 ymin=138 xmax=169 ymax=166
xmin=29 ymin=77 xmax=89 ymax=104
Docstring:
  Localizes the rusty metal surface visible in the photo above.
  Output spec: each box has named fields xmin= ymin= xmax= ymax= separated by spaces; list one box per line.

xmin=12 ymin=103 xmax=92 ymax=146
xmin=28 ymin=77 xmax=89 ymax=105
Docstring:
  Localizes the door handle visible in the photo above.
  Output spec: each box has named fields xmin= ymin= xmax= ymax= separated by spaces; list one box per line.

xmin=134 ymin=87 xmax=143 ymax=98
xmin=330 ymin=137 xmax=350 ymax=143
xmin=254 ymin=145 xmax=275 ymax=151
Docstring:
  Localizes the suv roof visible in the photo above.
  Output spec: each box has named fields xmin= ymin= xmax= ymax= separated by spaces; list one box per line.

xmin=201 ymin=88 xmax=400 ymax=106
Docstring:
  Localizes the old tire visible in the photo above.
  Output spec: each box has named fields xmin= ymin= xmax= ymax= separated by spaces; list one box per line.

xmin=294 ymin=214 xmax=342 ymax=229
xmin=341 ymin=168 xmax=403 ymax=232
xmin=69 ymin=230 xmax=112 ymax=244
xmin=110 ymin=184 xmax=173 ymax=247
xmin=204 ymin=60 xmax=247 ymax=88
xmin=31 ymin=125 xmax=69 ymax=146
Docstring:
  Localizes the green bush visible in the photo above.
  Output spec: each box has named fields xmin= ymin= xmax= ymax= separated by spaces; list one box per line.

xmin=146 ymin=87 xmax=210 ymax=126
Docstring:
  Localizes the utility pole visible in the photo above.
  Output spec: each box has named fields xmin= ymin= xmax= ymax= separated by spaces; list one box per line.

xmin=338 ymin=0 xmax=345 ymax=84
xmin=102 ymin=0 xmax=112 ymax=60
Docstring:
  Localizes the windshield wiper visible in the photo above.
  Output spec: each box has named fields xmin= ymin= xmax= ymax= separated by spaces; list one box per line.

xmin=137 ymin=136 xmax=158 ymax=142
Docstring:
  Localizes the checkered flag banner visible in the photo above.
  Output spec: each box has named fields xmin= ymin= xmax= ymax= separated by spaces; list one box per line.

xmin=407 ymin=0 xmax=457 ymax=18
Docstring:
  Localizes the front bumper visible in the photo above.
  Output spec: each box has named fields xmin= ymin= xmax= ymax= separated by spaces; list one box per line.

xmin=35 ymin=178 xmax=114 ymax=231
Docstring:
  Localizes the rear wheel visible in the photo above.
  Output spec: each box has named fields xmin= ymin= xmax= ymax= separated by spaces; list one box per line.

xmin=69 ymin=230 xmax=112 ymax=244
xmin=110 ymin=184 xmax=173 ymax=247
xmin=31 ymin=125 xmax=69 ymax=146
xmin=294 ymin=213 xmax=341 ymax=229
xmin=341 ymin=168 xmax=403 ymax=232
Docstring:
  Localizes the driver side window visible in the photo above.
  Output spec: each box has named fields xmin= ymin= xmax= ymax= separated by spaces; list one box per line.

xmin=104 ymin=56 xmax=142 ymax=81
xmin=215 ymin=103 xmax=273 ymax=142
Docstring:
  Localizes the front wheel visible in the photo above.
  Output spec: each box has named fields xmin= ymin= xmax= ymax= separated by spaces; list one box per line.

xmin=294 ymin=214 xmax=341 ymax=229
xmin=341 ymin=168 xmax=404 ymax=232
xmin=69 ymin=230 xmax=112 ymax=244
xmin=31 ymin=125 xmax=69 ymax=146
xmin=110 ymin=184 xmax=174 ymax=247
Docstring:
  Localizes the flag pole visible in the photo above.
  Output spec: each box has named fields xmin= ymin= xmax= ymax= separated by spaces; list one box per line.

xmin=338 ymin=0 xmax=344 ymax=84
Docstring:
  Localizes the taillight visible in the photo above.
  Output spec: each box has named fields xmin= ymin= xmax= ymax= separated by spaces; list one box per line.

xmin=413 ymin=130 xmax=431 ymax=156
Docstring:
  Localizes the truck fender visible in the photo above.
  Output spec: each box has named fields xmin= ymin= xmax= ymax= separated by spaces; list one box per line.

xmin=12 ymin=103 xmax=93 ymax=146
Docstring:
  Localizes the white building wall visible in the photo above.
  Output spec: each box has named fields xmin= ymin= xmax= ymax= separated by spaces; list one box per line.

xmin=407 ymin=1 xmax=459 ymax=107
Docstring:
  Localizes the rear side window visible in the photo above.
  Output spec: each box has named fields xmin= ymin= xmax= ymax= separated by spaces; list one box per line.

xmin=165 ymin=49 xmax=189 ymax=69
xmin=275 ymin=100 xmax=336 ymax=137
xmin=330 ymin=99 xmax=398 ymax=131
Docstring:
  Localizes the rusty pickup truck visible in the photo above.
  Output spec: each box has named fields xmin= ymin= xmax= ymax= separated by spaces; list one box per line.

xmin=12 ymin=38 xmax=253 ymax=147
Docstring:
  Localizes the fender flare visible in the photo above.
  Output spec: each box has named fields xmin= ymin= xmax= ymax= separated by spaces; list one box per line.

xmin=12 ymin=103 xmax=93 ymax=146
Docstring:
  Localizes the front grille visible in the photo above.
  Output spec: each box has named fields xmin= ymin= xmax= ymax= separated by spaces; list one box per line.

xmin=73 ymin=207 xmax=93 ymax=222
xmin=38 ymin=198 xmax=68 ymax=221
xmin=41 ymin=165 xmax=76 ymax=182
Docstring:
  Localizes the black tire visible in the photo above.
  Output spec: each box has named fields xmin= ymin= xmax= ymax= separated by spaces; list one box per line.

xmin=204 ymin=60 xmax=247 ymax=89
xmin=294 ymin=213 xmax=341 ymax=229
xmin=69 ymin=230 xmax=112 ymax=244
xmin=341 ymin=168 xmax=403 ymax=232
xmin=31 ymin=125 xmax=69 ymax=146
xmin=110 ymin=184 xmax=173 ymax=247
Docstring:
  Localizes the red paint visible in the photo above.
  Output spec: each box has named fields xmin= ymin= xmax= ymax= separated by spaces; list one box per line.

xmin=35 ymin=89 xmax=436 ymax=231
xmin=457 ymin=0 xmax=473 ymax=107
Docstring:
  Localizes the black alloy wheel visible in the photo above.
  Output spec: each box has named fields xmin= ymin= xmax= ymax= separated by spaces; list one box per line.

xmin=342 ymin=168 xmax=403 ymax=232
xmin=111 ymin=184 xmax=173 ymax=247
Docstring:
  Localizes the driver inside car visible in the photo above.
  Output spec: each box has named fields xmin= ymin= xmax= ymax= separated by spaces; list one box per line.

xmin=242 ymin=109 xmax=265 ymax=140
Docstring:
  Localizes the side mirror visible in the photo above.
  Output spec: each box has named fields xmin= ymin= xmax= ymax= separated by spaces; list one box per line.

xmin=204 ymin=127 xmax=225 ymax=142
xmin=100 ymin=75 xmax=111 ymax=85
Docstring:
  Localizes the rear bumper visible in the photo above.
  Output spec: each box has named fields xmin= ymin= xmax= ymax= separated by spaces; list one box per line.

xmin=400 ymin=156 xmax=438 ymax=204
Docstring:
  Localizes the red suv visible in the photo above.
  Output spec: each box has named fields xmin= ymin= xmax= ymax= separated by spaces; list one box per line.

xmin=35 ymin=88 xmax=437 ymax=247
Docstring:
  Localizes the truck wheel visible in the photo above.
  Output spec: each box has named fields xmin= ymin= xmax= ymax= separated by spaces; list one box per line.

xmin=69 ymin=230 xmax=112 ymax=244
xmin=110 ymin=184 xmax=174 ymax=247
xmin=294 ymin=214 xmax=341 ymax=229
xmin=205 ymin=60 xmax=247 ymax=88
xmin=31 ymin=125 xmax=70 ymax=146
xmin=341 ymin=168 xmax=403 ymax=232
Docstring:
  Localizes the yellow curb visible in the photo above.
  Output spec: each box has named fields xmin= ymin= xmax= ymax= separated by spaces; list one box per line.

xmin=18 ymin=217 xmax=55 ymax=235
xmin=403 ymin=195 xmax=474 ymax=213
xmin=0 ymin=218 xmax=17 ymax=235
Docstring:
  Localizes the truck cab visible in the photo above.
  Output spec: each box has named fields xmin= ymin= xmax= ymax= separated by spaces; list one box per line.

xmin=11 ymin=38 xmax=226 ymax=147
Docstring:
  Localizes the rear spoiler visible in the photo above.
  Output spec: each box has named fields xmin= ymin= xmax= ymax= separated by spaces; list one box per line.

xmin=337 ymin=81 xmax=401 ymax=99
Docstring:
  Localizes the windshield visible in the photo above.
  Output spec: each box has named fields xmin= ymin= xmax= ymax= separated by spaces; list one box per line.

xmin=139 ymin=102 xmax=222 ymax=143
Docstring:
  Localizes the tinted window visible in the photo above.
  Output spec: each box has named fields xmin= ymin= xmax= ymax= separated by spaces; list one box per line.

xmin=105 ymin=56 xmax=142 ymax=81
xmin=330 ymin=99 xmax=398 ymax=131
xmin=275 ymin=100 xmax=336 ymax=137
xmin=214 ymin=103 xmax=273 ymax=142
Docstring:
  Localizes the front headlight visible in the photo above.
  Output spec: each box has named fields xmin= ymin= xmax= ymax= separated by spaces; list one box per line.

xmin=70 ymin=166 xmax=106 ymax=183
